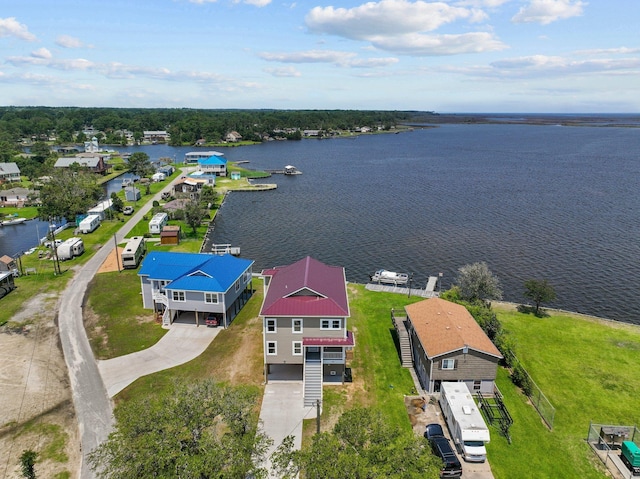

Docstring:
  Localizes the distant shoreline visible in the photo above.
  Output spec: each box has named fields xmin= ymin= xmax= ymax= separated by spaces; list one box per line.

xmin=407 ymin=113 xmax=640 ymax=128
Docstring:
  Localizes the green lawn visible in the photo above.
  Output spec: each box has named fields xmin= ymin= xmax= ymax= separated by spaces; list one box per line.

xmin=487 ymin=307 xmax=640 ymax=479
xmin=82 ymin=275 xmax=640 ymax=478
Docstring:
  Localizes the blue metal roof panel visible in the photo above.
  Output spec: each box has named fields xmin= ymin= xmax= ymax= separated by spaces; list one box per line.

xmin=198 ymin=156 xmax=228 ymax=165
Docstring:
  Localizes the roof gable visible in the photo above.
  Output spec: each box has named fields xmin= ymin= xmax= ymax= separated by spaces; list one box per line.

xmin=139 ymin=251 xmax=253 ymax=293
xmin=406 ymin=298 xmax=502 ymax=359
xmin=260 ymin=256 xmax=349 ymax=317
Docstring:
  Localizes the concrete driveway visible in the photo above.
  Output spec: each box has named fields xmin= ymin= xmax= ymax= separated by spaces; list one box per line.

xmin=98 ymin=323 xmax=221 ymax=397
xmin=259 ymin=382 xmax=316 ymax=478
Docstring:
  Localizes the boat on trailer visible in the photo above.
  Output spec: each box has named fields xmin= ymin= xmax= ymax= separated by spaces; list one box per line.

xmin=370 ymin=269 xmax=409 ymax=285
xmin=1 ymin=217 xmax=27 ymax=226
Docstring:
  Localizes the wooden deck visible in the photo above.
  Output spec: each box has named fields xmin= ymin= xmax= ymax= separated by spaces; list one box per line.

xmin=365 ymin=283 xmax=439 ymax=298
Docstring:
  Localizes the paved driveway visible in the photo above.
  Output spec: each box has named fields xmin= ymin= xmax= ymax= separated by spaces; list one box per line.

xmin=98 ymin=324 xmax=220 ymax=397
xmin=259 ymin=382 xmax=316 ymax=478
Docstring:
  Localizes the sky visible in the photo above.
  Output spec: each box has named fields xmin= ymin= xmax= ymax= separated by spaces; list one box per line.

xmin=0 ymin=0 xmax=638 ymax=113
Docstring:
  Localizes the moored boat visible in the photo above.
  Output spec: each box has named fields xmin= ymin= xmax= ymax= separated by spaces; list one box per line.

xmin=369 ymin=269 xmax=409 ymax=285
xmin=1 ymin=217 xmax=27 ymax=226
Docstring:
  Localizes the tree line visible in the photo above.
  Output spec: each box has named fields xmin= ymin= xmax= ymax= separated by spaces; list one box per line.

xmin=0 ymin=107 xmax=434 ymax=148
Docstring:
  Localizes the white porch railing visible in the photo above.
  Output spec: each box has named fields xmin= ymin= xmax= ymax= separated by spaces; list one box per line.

xmin=323 ymin=352 xmax=344 ymax=362
xmin=152 ymin=290 xmax=168 ymax=306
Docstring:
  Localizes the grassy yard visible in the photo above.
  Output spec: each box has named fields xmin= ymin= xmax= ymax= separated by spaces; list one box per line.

xmin=487 ymin=306 xmax=640 ymax=479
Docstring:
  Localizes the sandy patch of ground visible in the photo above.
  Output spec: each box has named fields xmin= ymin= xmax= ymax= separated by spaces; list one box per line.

xmin=97 ymin=246 xmax=124 ymax=274
xmin=0 ymin=294 xmax=80 ymax=479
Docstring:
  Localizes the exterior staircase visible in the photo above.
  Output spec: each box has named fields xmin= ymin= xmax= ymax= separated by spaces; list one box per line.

xmin=303 ymin=361 xmax=322 ymax=407
xmin=392 ymin=310 xmax=413 ymax=367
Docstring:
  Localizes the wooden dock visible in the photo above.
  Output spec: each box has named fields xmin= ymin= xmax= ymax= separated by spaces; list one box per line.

xmin=365 ymin=283 xmax=439 ymax=298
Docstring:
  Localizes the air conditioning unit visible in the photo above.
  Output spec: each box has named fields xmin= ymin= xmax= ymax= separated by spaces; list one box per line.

xmin=330 ymin=370 xmax=337 ymax=376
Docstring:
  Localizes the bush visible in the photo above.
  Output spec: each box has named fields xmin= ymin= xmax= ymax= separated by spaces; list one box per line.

xmin=511 ymin=363 xmax=533 ymax=397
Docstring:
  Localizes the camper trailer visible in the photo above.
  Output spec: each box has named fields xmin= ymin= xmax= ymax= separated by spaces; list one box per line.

xmin=78 ymin=214 xmax=101 ymax=234
xmin=148 ymin=212 xmax=168 ymax=234
xmin=121 ymin=236 xmax=146 ymax=269
xmin=57 ymin=237 xmax=84 ymax=260
xmin=439 ymin=382 xmax=491 ymax=463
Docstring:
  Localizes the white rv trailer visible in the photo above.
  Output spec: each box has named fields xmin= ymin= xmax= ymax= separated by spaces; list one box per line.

xmin=121 ymin=236 xmax=146 ymax=269
xmin=78 ymin=214 xmax=101 ymax=234
xmin=148 ymin=212 xmax=168 ymax=234
xmin=439 ymin=382 xmax=491 ymax=463
xmin=56 ymin=237 xmax=84 ymax=260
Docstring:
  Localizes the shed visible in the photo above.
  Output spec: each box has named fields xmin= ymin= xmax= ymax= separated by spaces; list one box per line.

xmin=152 ymin=172 xmax=166 ymax=182
xmin=160 ymin=225 xmax=181 ymax=245
xmin=0 ymin=255 xmax=17 ymax=272
xmin=125 ymin=187 xmax=141 ymax=201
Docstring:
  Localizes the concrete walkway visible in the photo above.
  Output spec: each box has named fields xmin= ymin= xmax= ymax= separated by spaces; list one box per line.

xmin=259 ymin=382 xmax=316 ymax=478
xmin=98 ymin=323 xmax=221 ymax=398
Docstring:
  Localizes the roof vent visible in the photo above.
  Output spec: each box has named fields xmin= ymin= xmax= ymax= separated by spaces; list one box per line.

xmin=462 ymin=405 xmax=472 ymax=415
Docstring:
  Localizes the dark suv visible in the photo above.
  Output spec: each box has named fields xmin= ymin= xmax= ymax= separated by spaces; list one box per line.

xmin=425 ymin=424 xmax=463 ymax=478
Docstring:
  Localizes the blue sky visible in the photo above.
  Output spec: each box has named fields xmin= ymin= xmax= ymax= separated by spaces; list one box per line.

xmin=0 ymin=0 xmax=638 ymax=112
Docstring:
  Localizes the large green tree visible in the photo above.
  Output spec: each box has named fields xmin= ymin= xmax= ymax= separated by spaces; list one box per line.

xmin=89 ymin=380 xmax=271 ymax=479
xmin=523 ymin=279 xmax=557 ymax=316
xmin=456 ymin=261 xmax=503 ymax=304
xmin=184 ymin=199 xmax=207 ymax=234
xmin=272 ymin=407 xmax=440 ymax=479
xmin=38 ymin=168 xmax=103 ymax=221
xmin=126 ymin=152 xmax=153 ymax=177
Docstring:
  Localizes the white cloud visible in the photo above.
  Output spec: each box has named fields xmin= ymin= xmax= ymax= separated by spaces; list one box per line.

xmin=445 ymin=53 xmax=640 ymax=79
xmin=263 ymin=66 xmax=302 ymax=77
xmin=371 ymin=31 xmax=507 ymax=55
xmin=304 ymin=0 xmax=506 ymax=56
xmin=454 ymin=0 xmax=511 ymax=6
xmin=56 ymin=35 xmax=86 ymax=48
xmin=512 ymin=0 xmax=585 ymax=25
xmin=259 ymin=49 xmax=399 ymax=68
xmin=575 ymin=47 xmax=640 ymax=56
xmin=0 ymin=17 xmax=37 ymax=41
xmin=31 ymin=48 xmax=52 ymax=59
xmin=306 ymin=0 xmax=484 ymax=39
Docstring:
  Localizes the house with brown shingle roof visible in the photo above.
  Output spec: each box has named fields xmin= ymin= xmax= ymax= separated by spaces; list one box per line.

xmin=405 ymin=298 xmax=502 ymax=394
xmin=260 ymin=256 xmax=353 ymax=406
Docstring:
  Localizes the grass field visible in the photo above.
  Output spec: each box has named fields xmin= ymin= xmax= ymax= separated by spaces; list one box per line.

xmin=84 ymin=275 xmax=640 ymax=478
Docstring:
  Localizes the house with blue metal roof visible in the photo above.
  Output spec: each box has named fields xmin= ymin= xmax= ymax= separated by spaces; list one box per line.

xmin=138 ymin=251 xmax=254 ymax=328
xmin=197 ymin=155 xmax=228 ymax=177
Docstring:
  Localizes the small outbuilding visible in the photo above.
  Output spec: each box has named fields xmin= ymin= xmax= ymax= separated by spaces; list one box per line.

xmin=125 ymin=187 xmax=141 ymax=201
xmin=160 ymin=225 xmax=181 ymax=245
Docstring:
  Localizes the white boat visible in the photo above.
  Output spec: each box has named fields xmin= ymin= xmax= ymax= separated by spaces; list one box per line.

xmin=1 ymin=217 xmax=27 ymax=226
xmin=284 ymin=165 xmax=302 ymax=175
xmin=370 ymin=269 xmax=409 ymax=285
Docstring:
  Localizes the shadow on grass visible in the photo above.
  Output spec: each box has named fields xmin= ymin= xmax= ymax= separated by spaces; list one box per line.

xmin=516 ymin=304 xmax=550 ymax=318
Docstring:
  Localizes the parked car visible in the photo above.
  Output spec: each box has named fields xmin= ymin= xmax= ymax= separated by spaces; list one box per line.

xmin=205 ymin=313 xmax=220 ymax=327
xmin=123 ymin=206 xmax=134 ymax=215
xmin=425 ymin=423 xmax=463 ymax=478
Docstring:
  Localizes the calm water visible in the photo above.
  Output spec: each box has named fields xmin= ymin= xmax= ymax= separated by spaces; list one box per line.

xmin=6 ymin=124 xmax=639 ymax=324
xmin=204 ymin=125 xmax=640 ymax=324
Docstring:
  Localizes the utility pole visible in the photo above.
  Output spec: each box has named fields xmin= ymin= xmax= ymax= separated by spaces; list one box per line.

xmin=114 ymin=234 xmax=121 ymax=272
xmin=316 ymin=399 xmax=321 ymax=434
xmin=50 ymin=222 xmax=61 ymax=276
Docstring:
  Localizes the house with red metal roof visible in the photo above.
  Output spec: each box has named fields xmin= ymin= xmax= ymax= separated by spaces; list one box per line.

xmin=405 ymin=298 xmax=502 ymax=394
xmin=260 ymin=256 xmax=353 ymax=406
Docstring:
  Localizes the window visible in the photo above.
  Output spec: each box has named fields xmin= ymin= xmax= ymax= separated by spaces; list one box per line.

xmin=321 ymin=319 xmax=342 ymax=330
xmin=473 ymin=380 xmax=481 ymax=391
xmin=204 ymin=292 xmax=218 ymax=304
xmin=292 ymin=341 xmax=302 ymax=355
xmin=244 ymin=270 xmax=251 ymax=282
xmin=235 ymin=279 xmax=240 ymax=292
xmin=441 ymin=359 xmax=455 ymax=370
xmin=267 ymin=341 xmax=277 ymax=355
xmin=266 ymin=319 xmax=276 ymax=333
xmin=172 ymin=291 xmax=185 ymax=302
xmin=292 ymin=319 xmax=302 ymax=333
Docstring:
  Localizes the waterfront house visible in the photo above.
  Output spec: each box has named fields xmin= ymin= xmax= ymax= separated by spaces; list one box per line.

xmin=225 ymin=131 xmax=242 ymax=142
xmin=173 ymin=177 xmax=207 ymax=199
xmin=260 ymin=256 xmax=353 ymax=406
xmin=143 ymin=131 xmax=170 ymax=143
xmin=0 ymin=187 xmax=37 ymax=207
xmin=405 ymin=298 xmax=502 ymax=394
xmin=138 ymin=251 xmax=254 ymax=328
xmin=184 ymin=151 xmax=224 ymax=164
xmin=197 ymin=155 xmax=227 ymax=177
xmin=54 ymin=154 xmax=110 ymax=175
xmin=0 ymin=163 xmax=21 ymax=183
